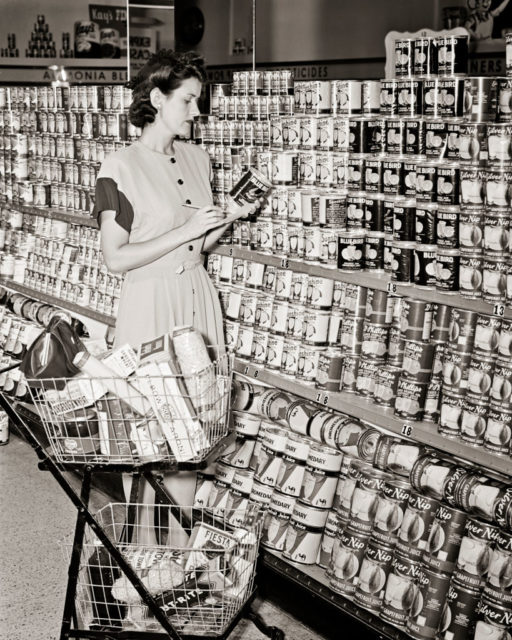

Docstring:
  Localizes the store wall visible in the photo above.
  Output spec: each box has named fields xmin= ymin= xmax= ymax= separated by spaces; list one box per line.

xmin=183 ymin=0 xmax=445 ymax=67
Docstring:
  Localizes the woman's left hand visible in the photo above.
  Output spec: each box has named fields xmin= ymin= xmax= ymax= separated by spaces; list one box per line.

xmin=224 ymin=196 xmax=267 ymax=223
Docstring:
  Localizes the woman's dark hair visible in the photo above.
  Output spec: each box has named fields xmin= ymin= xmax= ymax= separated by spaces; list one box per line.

xmin=127 ymin=49 xmax=206 ymax=128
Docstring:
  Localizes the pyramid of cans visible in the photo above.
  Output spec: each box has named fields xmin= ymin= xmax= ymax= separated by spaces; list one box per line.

xmin=208 ymin=251 xmax=512 ymax=456
xmin=0 ymin=206 xmax=122 ymax=317
xmin=196 ymin=377 xmax=512 ymax=640
xmin=0 ymin=84 xmax=137 ymax=212
xmin=199 ymin=39 xmax=512 ymax=303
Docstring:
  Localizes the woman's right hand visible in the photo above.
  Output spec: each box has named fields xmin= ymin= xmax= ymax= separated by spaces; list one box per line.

xmin=185 ymin=205 xmax=227 ymax=238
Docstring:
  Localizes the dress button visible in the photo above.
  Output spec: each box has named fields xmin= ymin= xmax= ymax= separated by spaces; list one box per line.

xmin=185 ymin=199 xmax=191 ymax=204
xmin=177 ymin=178 xmax=184 ymax=185
xmin=170 ymin=157 xmax=176 ymax=163
xmin=188 ymin=245 xmax=194 ymax=251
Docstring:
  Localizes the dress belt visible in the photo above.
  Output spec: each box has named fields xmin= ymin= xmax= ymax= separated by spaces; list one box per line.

xmin=175 ymin=259 xmax=201 ymax=274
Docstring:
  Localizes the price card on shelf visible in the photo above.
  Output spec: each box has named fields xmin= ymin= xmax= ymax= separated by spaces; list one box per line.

xmin=242 ymin=363 xmax=261 ymax=379
xmin=401 ymin=423 xmax=414 ymax=437
xmin=387 ymin=282 xmax=398 ymax=295
xmin=315 ymin=391 xmax=330 ymax=406
xmin=280 ymin=257 xmax=289 ymax=269
xmin=493 ymin=303 xmax=506 ymax=317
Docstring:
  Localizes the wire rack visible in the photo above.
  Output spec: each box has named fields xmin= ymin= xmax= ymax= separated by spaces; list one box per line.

xmin=26 ymin=351 xmax=233 ymax=466
xmin=60 ymin=502 xmax=263 ymax=636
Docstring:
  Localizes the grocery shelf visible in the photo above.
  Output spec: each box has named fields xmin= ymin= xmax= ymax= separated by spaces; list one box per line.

xmin=212 ymin=246 xmax=512 ymax=319
xmin=234 ymin=358 xmax=512 ymax=479
xmin=0 ymin=278 xmax=116 ymax=326
xmin=261 ymin=548 xmax=409 ymax=640
xmin=213 ymin=245 xmax=389 ymax=291
xmin=14 ymin=203 xmax=98 ymax=228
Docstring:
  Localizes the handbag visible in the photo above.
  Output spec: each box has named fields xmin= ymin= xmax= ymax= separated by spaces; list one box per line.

xmin=20 ymin=316 xmax=85 ymax=388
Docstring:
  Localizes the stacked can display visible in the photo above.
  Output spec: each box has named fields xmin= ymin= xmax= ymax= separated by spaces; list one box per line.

xmin=0 ymin=84 xmax=137 ymax=212
xmin=209 ymin=251 xmax=512 ymax=457
xmin=198 ymin=375 xmax=512 ymax=639
xmin=200 ymin=53 xmax=512 ymax=302
xmin=437 ymin=308 xmax=512 ymax=457
xmin=0 ymin=207 xmax=122 ymax=317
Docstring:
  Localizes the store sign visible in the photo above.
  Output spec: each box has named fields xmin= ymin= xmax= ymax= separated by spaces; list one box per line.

xmin=0 ymin=66 xmax=127 ymax=84
xmin=207 ymin=61 xmax=384 ymax=84
xmin=469 ymin=55 xmax=506 ymax=75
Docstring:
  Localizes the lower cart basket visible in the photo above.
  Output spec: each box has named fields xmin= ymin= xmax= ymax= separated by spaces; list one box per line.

xmin=60 ymin=502 xmax=263 ymax=637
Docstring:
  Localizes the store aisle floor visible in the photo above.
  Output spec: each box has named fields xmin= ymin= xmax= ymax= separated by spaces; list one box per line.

xmin=0 ymin=435 xmax=327 ymax=640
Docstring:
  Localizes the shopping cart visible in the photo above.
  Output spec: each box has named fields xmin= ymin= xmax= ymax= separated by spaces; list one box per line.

xmin=0 ymin=343 xmax=284 ymax=640
xmin=28 ymin=346 xmax=233 ymax=469
xmin=63 ymin=503 xmax=263 ymax=637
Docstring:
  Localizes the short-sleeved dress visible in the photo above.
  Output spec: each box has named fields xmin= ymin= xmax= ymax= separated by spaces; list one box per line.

xmin=94 ymin=141 xmax=224 ymax=534
xmin=93 ymin=139 xmax=225 ymax=351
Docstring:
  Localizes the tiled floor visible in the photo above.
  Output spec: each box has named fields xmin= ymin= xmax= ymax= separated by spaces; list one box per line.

xmin=0 ymin=435 xmax=326 ymax=640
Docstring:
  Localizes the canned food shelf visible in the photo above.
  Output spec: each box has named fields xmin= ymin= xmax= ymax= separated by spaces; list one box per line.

xmin=261 ymin=548 xmax=410 ymax=640
xmin=211 ymin=246 xmax=512 ymax=320
xmin=17 ymin=203 xmax=98 ymax=228
xmin=233 ymin=358 xmax=512 ymax=480
xmin=0 ymin=277 xmax=116 ymax=326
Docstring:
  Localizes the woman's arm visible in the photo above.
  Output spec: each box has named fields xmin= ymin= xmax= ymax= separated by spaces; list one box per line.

xmin=100 ymin=205 xmax=226 ymax=273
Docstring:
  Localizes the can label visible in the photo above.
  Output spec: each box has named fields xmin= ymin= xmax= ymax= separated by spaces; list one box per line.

xmin=380 ymin=80 xmax=398 ymax=115
xmin=385 ymin=118 xmax=405 ymax=155
xmin=438 ymin=582 xmax=481 ymax=640
xmin=424 ymin=505 xmax=468 ymax=573
xmin=415 ymin=203 xmax=437 ymax=244
xmin=397 ymin=492 xmax=441 ymax=560
xmin=380 ymin=568 xmax=418 ymax=627
xmin=372 ymin=481 xmax=411 ymax=545
xmin=354 ymin=540 xmax=394 ymax=610
xmin=405 ymin=118 xmax=425 ymax=156
xmin=283 ymin=505 xmax=328 ymax=564
xmin=317 ymin=510 xmax=339 ymax=568
xmin=329 ymin=527 xmax=369 ymax=596
xmin=407 ymin=568 xmax=452 ymax=639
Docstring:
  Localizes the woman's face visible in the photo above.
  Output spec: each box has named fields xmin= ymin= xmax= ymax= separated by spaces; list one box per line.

xmin=160 ymin=76 xmax=201 ymax=138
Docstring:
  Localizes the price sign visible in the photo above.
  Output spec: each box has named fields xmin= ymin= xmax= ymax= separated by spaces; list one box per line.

xmin=281 ymin=257 xmax=289 ymax=269
xmin=228 ymin=247 xmax=234 ymax=257
xmin=387 ymin=282 xmax=397 ymax=294
xmin=493 ymin=303 xmax=506 ymax=317
xmin=401 ymin=423 xmax=413 ymax=437
xmin=243 ymin=364 xmax=260 ymax=378
xmin=316 ymin=392 xmax=330 ymax=406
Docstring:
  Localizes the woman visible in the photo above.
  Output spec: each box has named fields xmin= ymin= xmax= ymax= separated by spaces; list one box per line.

xmin=94 ymin=49 xmax=241 ymax=350
xmin=93 ymin=50 xmax=249 ymax=546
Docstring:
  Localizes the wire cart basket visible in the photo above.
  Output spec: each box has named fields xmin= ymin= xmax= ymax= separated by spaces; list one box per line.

xmin=26 ymin=348 xmax=233 ymax=469
xmin=0 ymin=333 xmax=284 ymax=639
xmin=64 ymin=503 xmax=263 ymax=637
